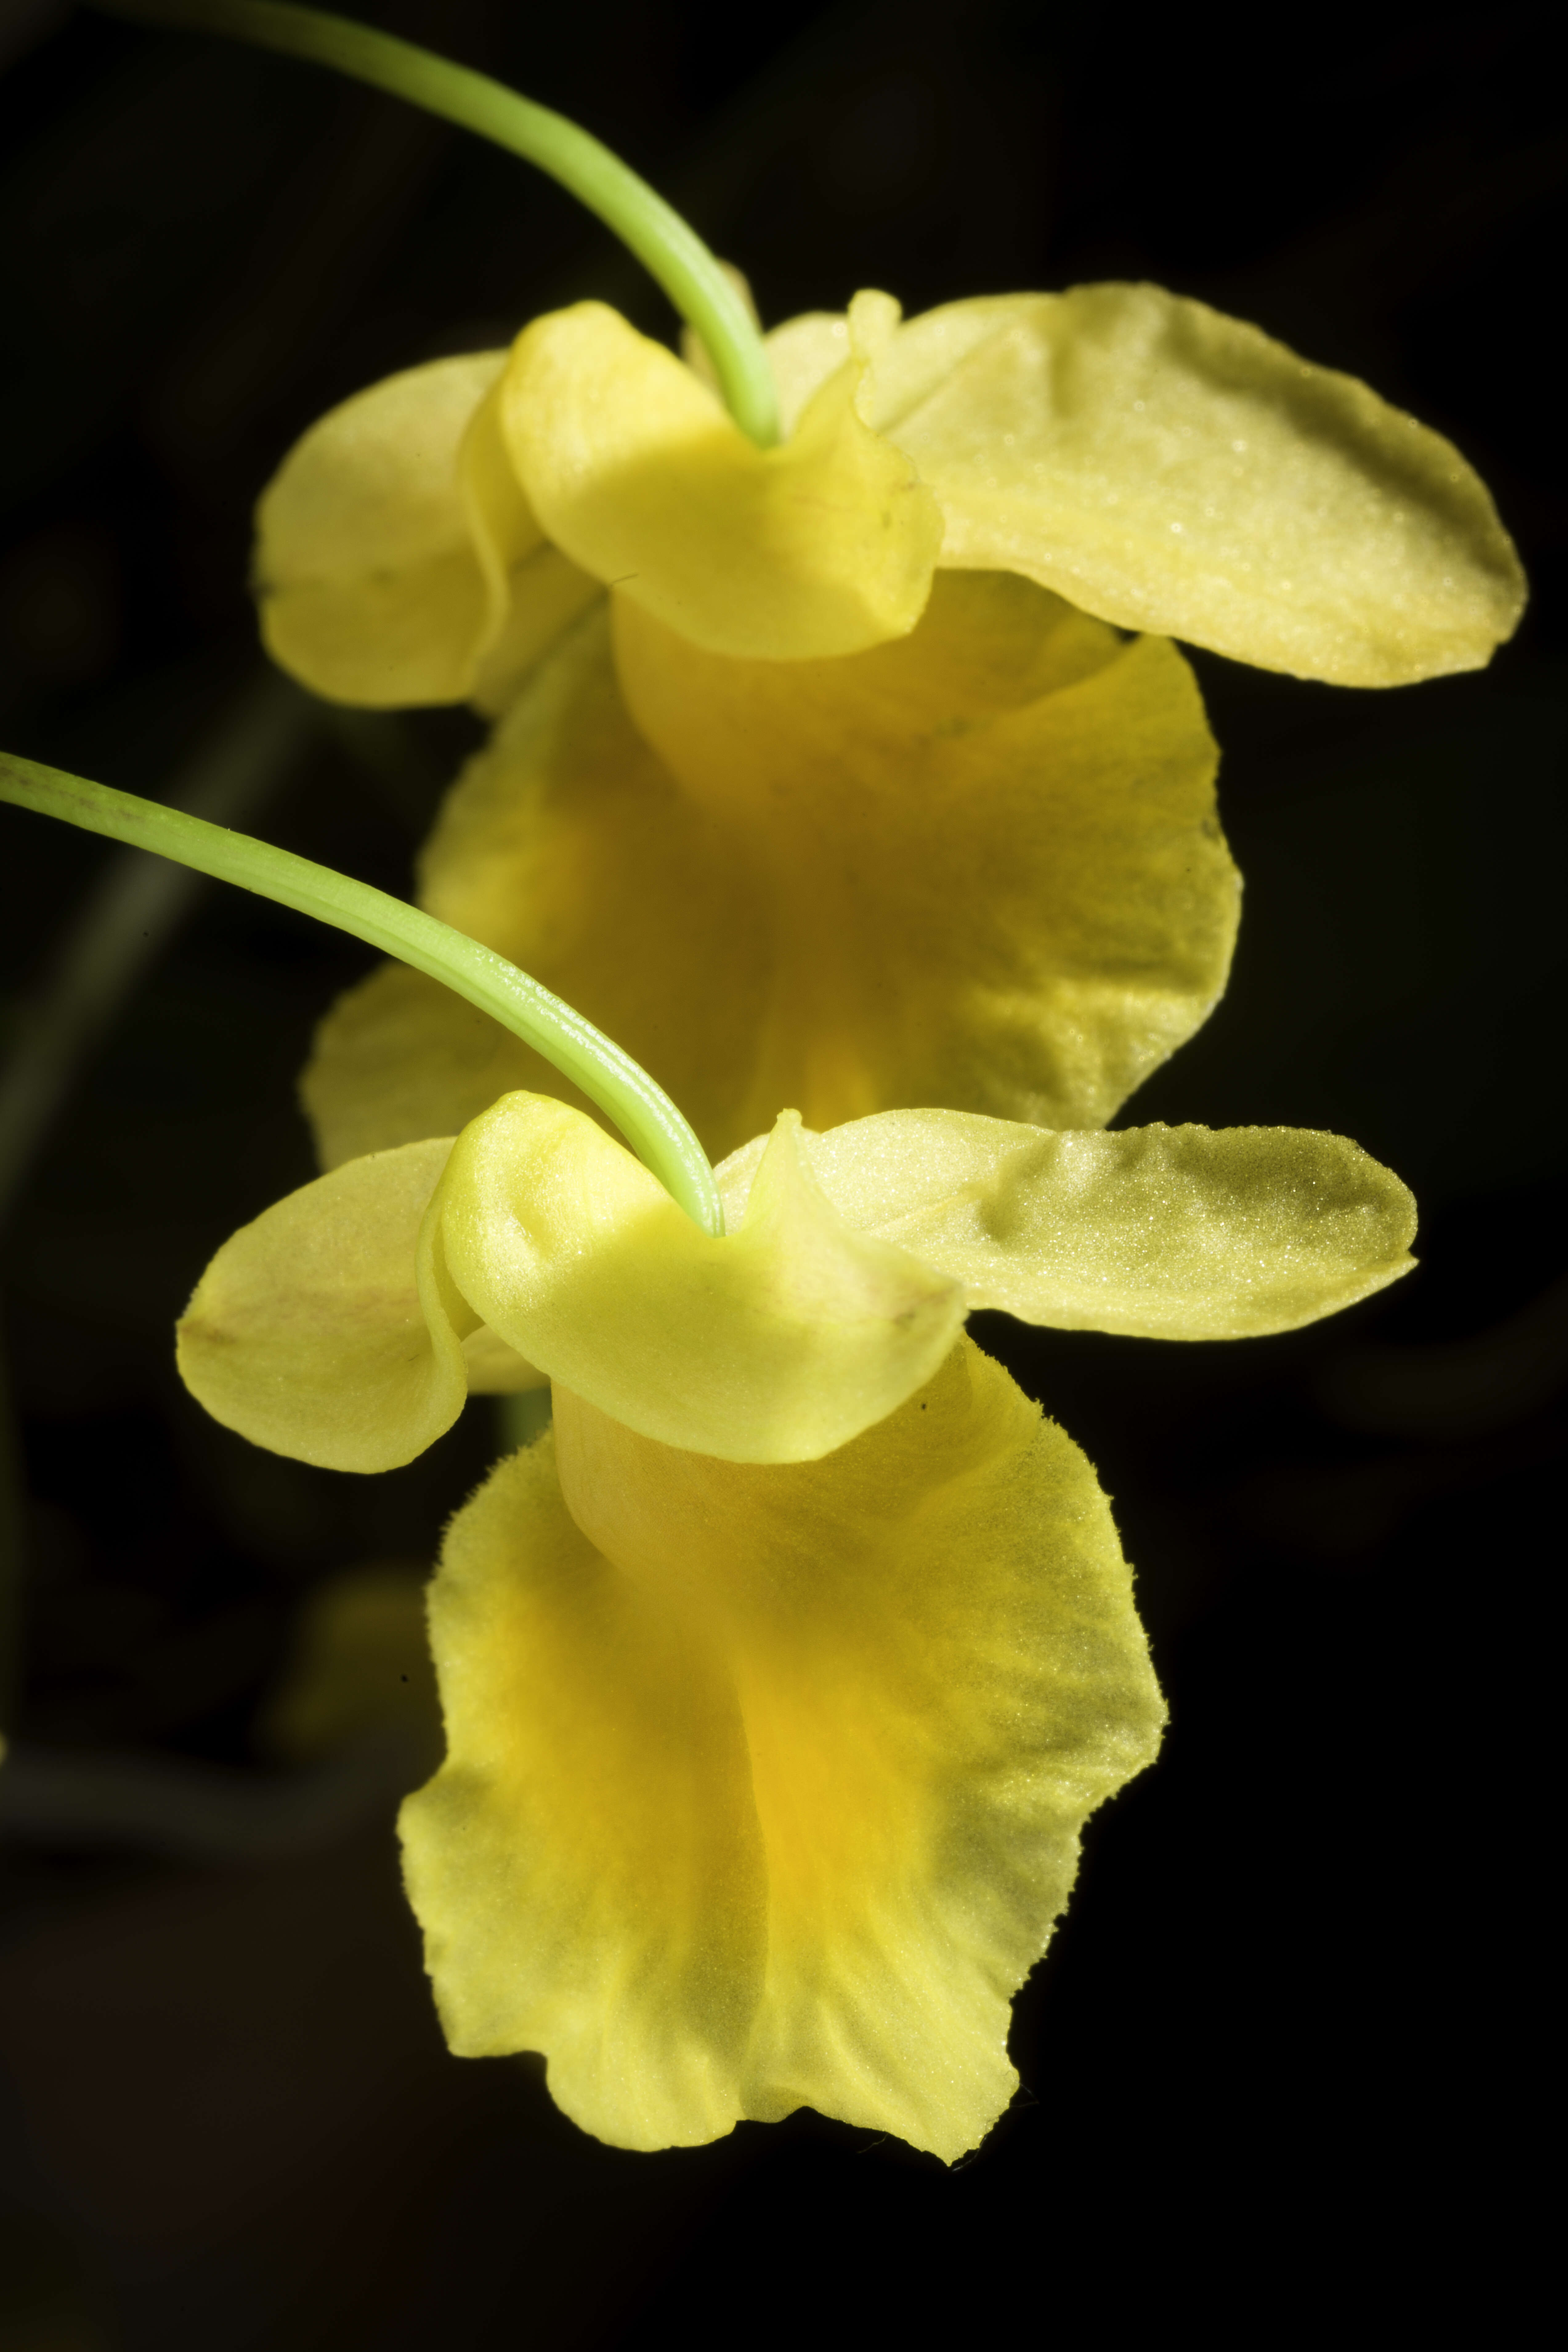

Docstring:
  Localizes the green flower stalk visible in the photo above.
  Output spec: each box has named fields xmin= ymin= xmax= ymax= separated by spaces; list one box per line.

xmin=90 ymin=0 xmax=780 ymax=446
xmin=0 ymin=750 xmax=723 ymax=1236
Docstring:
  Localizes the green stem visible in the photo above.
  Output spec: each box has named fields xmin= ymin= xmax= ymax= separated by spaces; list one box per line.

xmin=1 ymin=751 xmax=724 ymax=1238
xmin=92 ymin=0 xmax=780 ymax=448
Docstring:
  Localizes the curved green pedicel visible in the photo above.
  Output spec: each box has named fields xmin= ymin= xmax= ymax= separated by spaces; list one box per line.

xmin=0 ymin=751 xmax=725 ymax=1238
xmin=93 ymin=0 xmax=781 ymax=448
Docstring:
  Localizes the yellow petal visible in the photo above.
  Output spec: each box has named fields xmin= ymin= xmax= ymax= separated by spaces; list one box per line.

xmin=615 ymin=567 xmax=1237 ymax=1145
xmin=302 ymin=575 xmax=1235 ymax=1171
xmin=763 ymin=309 xmax=856 ymax=434
xmin=401 ymin=1337 xmax=1164 ymax=2159
xmin=175 ymin=1139 xmax=470 ymax=1472
xmin=721 ymin=1110 xmax=1418 ymax=1338
xmin=866 ymin=284 xmax=1525 ymax=684
xmin=256 ymin=353 xmax=505 ymax=706
xmin=255 ymin=351 xmax=599 ymax=714
xmin=436 ymin=1096 xmax=963 ymax=1462
xmin=497 ymin=300 xmax=942 ymax=659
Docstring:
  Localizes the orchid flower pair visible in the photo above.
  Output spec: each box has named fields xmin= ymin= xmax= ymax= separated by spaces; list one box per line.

xmin=0 ymin=2 xmax=1523 ymax=2175
xmin=174 ymin=257 xmax=1519 ymax=2163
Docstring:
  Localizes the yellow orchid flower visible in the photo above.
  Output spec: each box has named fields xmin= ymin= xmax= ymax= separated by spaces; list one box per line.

xmin=303 ymin=569 xmax=1238 ymax=1169
xmin=259 ymin=282 xmax=1523 ymax=694
xmin=174 ymin=1089 xmax=1415 ymax=2159
xmin=256 ymin=281 xmax=1520 ymax=1170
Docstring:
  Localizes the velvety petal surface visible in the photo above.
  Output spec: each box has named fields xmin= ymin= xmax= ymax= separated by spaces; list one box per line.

xmin=400 ymin=1337 xmax=1165 ymax=2159
xmin=436 ymin=1098 xmax=963 ymax=1462
xmin=719 ymin=1112 xmax=1419 ymax=1338
xmin=303 ymin=575 xmax=1235 ymax=1171
xmin=497 ymin=301 xmax=942 ymax=659
xmin=176 ymin=1139 xmax=472 ymax=1472
xmin=851 ymin=284 xmax=1524 ymax=683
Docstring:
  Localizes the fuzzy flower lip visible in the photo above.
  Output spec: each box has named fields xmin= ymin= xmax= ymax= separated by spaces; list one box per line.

xmin=177 ymin=1095 xmax=1416 ymax=1476
xmin=401 ymin=1337 xmax=1166 ymax=2163
xmin=253 ymin=279 xmax=1521 ymax=703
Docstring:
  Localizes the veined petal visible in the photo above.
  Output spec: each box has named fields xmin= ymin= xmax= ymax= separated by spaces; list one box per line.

xmin=175 ymin=1139 xmax=471 ymax=1472
xmin=401 ymin=1338 xmax=1165 ymax=2160
xmin=497 ymin=301 xmax=942 ymax=660
xmin=302 ymin=577 xmax=1235 ymax=1172
xmin=721 ymin=1111 xmax=1418 ymax=1339
xmin=858 ymin=283 xmax=1524 ymax=684
xmin=436 ymin=1097 xmax=963 ymax=1462
xmin=256 ymin=353 xmax=507 ymax=707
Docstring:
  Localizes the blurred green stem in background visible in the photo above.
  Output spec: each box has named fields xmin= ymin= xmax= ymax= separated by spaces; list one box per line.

xmin=0 ymin=750 xmax=726 ymax=1237
xmin=91 ymin=0 xmax=782 ymax=447
xmin=0 ymin=1343 xmax=22 ymax=1739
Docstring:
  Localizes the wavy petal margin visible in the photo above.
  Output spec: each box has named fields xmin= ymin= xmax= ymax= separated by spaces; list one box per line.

xmin=401 ymin=1337 xmax=1165 ymax=2159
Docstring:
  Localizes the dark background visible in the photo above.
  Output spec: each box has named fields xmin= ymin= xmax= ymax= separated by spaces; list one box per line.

xmin=0 ymin=1 xmax=1560 ymax=2342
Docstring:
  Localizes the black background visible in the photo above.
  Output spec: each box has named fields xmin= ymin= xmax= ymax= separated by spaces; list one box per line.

xmin=0 ymin=1 xmax=1561 ymax=2342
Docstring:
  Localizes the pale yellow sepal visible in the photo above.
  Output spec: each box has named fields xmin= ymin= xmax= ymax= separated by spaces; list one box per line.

xmin=401 ymin=1338 xmax=1165 ymax=2160
xmin=496 ymin=300 xmax=943 ymax=660
xmin=303 ymin=575 xmax=1235 ymax=1171
xmin=720 ymin=1112 xmax=1419 ymax=1339
xmin=253 ymin=351 xmax=600 ymax=710
xmin=853 ymin=283 xmax=1523 ymax=684
xmin=178 ymin=1100 xmax=964 ymax=1474
xmin=176 ymin=1138 xmax=473 ymax=1472
xmin=255 ymin=354 xmax=506 ymax=707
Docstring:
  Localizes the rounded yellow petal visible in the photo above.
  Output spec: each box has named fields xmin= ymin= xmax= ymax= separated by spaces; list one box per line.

xmin=302 ymin=579 xmax=1236 ymax=1173
xmin=722 ymin=1110 xmax=1418 ymax=1338
xmin=175 ymin=1139 xmax=469 ymax=1472
xmin=436 ymin=1096 xmax=963 ymax=1463
xmin=497 ymin=300 xmax=942 ymax=660
xmin=256 ymin=353 xmax=507 ymax=707
xmin=401 ymin=1338 xmax=1164 ymax=2159
xmin=869 ymin=284 xmax=1524 ymax=683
